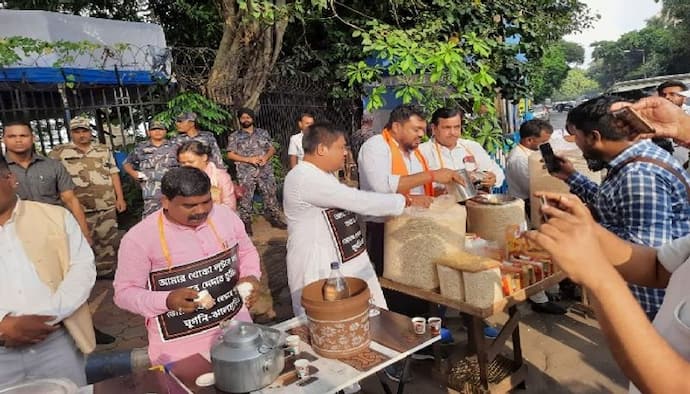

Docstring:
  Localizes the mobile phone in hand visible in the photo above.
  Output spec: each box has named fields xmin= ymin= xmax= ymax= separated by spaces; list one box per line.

xmin=539 ymin=143 xmax=561 ymax=173
xmin=611 ymin=106 xmax=655 ymax=138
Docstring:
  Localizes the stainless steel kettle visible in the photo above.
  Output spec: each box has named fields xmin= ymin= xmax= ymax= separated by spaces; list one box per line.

xmin=211 ymin=321 xmax=285 ymax=393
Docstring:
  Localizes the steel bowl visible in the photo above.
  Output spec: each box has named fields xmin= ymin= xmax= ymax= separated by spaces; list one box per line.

xmin=470 ymin=194 xmax=518 ymax=205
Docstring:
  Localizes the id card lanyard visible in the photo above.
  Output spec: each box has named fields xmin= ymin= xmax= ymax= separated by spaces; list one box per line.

xmin=157 ymin=212 xmax=227 ymax=270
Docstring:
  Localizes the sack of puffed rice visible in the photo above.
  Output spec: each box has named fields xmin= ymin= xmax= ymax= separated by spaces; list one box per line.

xmin=435 ymin=250 xmax=503 ymax=307
xmin=383 ymin=195 xmax=466 ymax=290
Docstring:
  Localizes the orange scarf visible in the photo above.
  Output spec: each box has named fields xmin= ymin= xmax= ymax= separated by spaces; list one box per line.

xmin=381 ymin=129 xmax=433 ymax=196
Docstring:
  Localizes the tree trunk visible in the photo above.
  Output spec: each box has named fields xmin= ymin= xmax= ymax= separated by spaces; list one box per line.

xmin=207 ymin=0 xmax=288 ymax=110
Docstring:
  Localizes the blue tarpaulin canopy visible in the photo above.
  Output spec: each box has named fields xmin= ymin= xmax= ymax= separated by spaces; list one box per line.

xmin=0 ymin=10 xmax=170 ymax=85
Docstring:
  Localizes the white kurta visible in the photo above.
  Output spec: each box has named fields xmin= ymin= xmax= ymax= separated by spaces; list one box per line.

xmin=505 ymin=144 xmax=533 ymax=200
xmin=358 ymin=134 xmax=426 ymax=197
xmin=419 ymin=138 xmax=505 ymax=186
xmin=287 ymin=132 xmax=305 ymax=162
xmin=283 ymin=161 xmax=406 ymax=316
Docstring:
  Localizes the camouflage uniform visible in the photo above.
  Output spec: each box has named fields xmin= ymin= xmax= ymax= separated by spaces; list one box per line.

xmin=226 ymin=128 xmax=282 ymax=223
xmin=172 ymin=131 xmax=226 ymax=169
xmin=123 ymin=140 xmax=178 ymax=217
xmin=49 ymin=142 xmax=121 ymax=276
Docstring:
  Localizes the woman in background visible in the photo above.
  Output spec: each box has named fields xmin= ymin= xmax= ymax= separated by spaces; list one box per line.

xmin=178 ymin=140 xmax=237 ymax=210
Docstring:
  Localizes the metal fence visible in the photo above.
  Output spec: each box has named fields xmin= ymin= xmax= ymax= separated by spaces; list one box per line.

xmin=234 ymin=78 xmax=361 ymax=166
xmin=1 ymin=45 xmax=363 ymax=169
xmin=0 ymin=82 xmax=170 ymax=154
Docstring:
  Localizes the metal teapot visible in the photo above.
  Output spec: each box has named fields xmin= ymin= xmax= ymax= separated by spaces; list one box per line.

xmin=211 ymin=321 xmax=285 ymax=393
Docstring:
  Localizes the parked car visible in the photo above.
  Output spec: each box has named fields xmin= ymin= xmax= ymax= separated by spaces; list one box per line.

xmin=553 ymin=102 xmax=575 ymax=112
xmin=532 ymin=104 xmax=550 ymax=121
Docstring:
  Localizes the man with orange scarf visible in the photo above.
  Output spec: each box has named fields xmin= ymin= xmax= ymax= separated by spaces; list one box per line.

xmin=358 ymin=105 xmax=464 ymax=312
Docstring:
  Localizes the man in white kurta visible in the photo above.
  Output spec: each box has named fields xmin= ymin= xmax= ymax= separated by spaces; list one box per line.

xmin=284 ymin=122 xmax=411 ymax=316
xmin=419 ymin=108 xmax=504 ymax=190
xmin=505 ymin=119 xmax=553 ymax=202
xmin=357 ymin=106 xmax=462 ymax=276
xmin=287 ymin=112 xmax=315 ymax=169
xmin=504 ymin=120 xmax=566 ymax=315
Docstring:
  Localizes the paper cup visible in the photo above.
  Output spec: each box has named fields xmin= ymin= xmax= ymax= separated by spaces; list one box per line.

xmin=411 ymin=317 xmax=426 ymax=335
xmin=285 ymin=335 xmax=300 ymax=357
xmin=236 ymin=282 xmax=253 ymax=303
xmin=294 ymin=359 xmax=309 ymax=380
xmin=428 ymin=317 xmax=442 ymax=336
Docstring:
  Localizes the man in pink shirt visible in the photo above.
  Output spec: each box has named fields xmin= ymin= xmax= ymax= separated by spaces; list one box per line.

xmin=114 ymin=167 xmax=261 ymax=365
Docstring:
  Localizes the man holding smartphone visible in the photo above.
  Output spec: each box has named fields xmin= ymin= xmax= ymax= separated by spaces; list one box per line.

xmin=547 ymin=95 xmax=690 ymax=321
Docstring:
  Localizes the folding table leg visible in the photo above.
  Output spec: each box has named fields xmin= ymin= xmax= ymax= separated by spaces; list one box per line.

xmin=396 ymin=357 xmax=412 ymax=394
xmin=377 ymin=357 xmax=412 ymax=394
xmin=469 ymin=316 xmax=490 ymax=390
xmin=509 ymin=305 xmax=527 ymax=390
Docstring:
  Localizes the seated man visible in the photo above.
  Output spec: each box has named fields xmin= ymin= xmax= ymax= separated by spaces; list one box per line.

xmin=114 ymin=167 xmax=261 ymax=365
xmin=0 ymin=151 xmax=96 ymax=387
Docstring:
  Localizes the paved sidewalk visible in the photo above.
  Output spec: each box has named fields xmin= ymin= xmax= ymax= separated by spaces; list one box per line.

xmin=88 ymin=217 xmax=627 ymax=392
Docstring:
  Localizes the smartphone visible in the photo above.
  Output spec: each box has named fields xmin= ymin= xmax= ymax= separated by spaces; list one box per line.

xmin=539 ymin=142 xmax=561 ymax=173
xmin=540 ymin=196 xmax=550 ymax=223
xmin=611 ymin=107 xmax=655 ymax=138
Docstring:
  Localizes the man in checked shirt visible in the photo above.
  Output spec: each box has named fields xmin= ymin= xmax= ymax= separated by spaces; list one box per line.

xmin=548 ymin=95 xmax=690 ymax=321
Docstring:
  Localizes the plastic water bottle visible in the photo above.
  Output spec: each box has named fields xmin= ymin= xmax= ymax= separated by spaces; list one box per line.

xmin=322 ymin=262 xmax=350 ymax=301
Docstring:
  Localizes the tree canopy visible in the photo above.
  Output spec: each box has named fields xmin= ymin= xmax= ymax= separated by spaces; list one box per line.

xmin=553 ymin=68 xmax=600 ymax=100
xmin=585 ymin=0 xmax=690 ymax=89
xmin=528 ymin=40 xmax=585 ymax=102
xmin=1 ymin=0 xmax=595 ymax=115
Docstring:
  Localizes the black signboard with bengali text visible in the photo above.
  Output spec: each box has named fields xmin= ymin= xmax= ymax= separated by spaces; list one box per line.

xmin=148 ymin=245 xmax=242 ymax=341
xmin=323 ymin=209 xmax=366 ymax=263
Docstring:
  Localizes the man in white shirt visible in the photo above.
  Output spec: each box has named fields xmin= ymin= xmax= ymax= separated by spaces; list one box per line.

xmin=505 ymin=120 xmax=566 ymax=315
xmin=419 ymin=107 xmax=504 ymax=191
xmin=658 ymin=80 xmax=689 ymax=112
xmin=505 ymin=119 xmax=553 ymax=203
xmin=284 ymin=122 xmax=431 ymax=316
xmin=287 ymin=112 xmax=315 ymax=169
xmin=0 ymin=152 xmax=96 ymax=388
xmin=358 ymin=105 xmax=463 ymax=277
xmin=357 ymin=105 xmax=464 ymax=383
xmin=657 ymin=81 xmax=690 ymax=165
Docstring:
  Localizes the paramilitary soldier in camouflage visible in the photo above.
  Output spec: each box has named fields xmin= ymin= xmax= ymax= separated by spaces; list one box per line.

xmin=123 ymin=120 xmax=177 ymax=217
xmin=226 ymin=108 xmax=287 ymax=236
xmin=50 ymin=116 xmax=127 ymax=277
xmin=172 ymin=112 xmax=226 ymax=169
